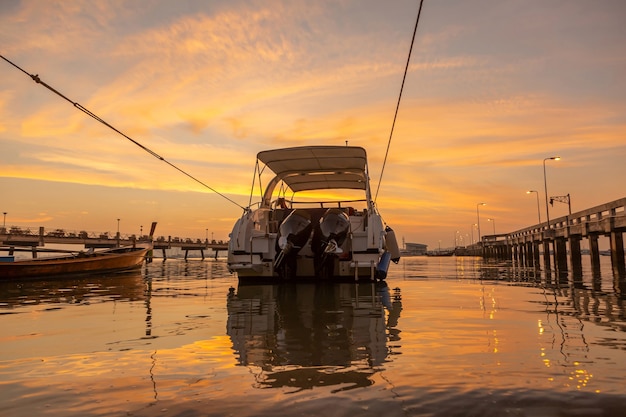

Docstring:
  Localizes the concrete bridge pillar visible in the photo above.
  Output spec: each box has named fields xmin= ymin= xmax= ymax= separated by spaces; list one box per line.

xmin=527 ymin=242 xmax=535 ymax=266
xmin=569 ymin=235 xmax=583 ymax=275
xmin=532 ymin=241 xmax=541 ymax=267
xmin=502 ymin=244 xmax=509 ymax=259
xmin=555 ymin=238 xmax=568 ymax=275
xmin=497 ymin=244 xmax=505 ymax=259
xmin=610 ymin=230 xmax=625 ymax=277
xmin=589 ymin=234 xmax=601 ymax=273
xmin=542 ymin=240 xmax=552 ymax=272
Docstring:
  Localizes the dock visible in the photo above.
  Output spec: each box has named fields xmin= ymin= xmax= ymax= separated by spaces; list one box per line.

xmin=482 ymin=197 xmax=626 ymax=277
xmin=0 ymin=227 xmax=228 ymax=260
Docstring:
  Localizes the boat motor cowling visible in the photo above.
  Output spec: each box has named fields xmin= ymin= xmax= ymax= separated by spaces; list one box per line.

xmin=316 ymin=208 xmax=351 ymax=252
xmin=312 ymin=208 xmax=351 ymax=278
xmin=274 ymin=209 xmax=312 ymax=275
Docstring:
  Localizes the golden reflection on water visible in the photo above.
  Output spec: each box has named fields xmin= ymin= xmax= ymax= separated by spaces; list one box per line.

xmin=1 ymin=257 xmax=625 ymax=416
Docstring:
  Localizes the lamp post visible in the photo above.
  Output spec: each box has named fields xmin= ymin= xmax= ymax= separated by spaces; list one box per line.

xmin=116 ymin=218 xmax=121 ymax=247
xmin=487 ymin=218 xmax=496 ymax=235
xmin=543 ymin=156 xmax=560 ymax=228
xmin=2 ymin=212 xmax=6 ymax=228
xmin=526 ymin=190 xmax=541 ymax=224
xmin=476 ymin=203 xmax=486 ymax=243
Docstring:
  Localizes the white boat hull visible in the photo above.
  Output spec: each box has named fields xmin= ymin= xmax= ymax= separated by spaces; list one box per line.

xmin=228 ymin=205 xmax=389 ymax=280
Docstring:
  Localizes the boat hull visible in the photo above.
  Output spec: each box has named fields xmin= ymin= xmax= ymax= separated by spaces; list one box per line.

xmin=0 ymin=246 xmax=151 ymax=280
xmin=230 ymin=253 xmax=384 ymax=282
xmin=228 ymin=206 xmax=389 ymax=281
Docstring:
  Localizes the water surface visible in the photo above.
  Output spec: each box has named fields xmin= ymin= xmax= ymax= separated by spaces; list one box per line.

xmin=1 ymin=256 xmax=625 ymax=416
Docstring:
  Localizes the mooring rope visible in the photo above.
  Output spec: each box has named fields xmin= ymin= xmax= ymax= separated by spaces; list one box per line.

xmin=0 ymin=55 xmax=246 ymax=211
xmin=374 ymin=0 xmax=425 ymax=202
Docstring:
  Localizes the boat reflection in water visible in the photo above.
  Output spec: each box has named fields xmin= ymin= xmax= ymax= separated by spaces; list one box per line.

xmin=0 ymin=269 xmax=146 ymax=309
xmin=226 ymin=282 xmax=402 ymax=392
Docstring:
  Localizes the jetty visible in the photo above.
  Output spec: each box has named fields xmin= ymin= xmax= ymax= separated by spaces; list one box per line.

xmin=481 ymin=197 xmax=626 ymax=276
xmin=0 ymin=227 xmax=228 ymax=260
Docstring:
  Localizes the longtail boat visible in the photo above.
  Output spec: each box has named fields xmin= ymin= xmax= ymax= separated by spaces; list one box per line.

xmin=0 ymin=244 xmax=151 ymax=280
xmin=0 ymin=244 xmax=152 ymax=280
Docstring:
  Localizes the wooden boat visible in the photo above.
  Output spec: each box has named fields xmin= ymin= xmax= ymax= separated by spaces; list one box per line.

xmin=227 ymin=145 xmax=401 ymax=281
xmin=0 ymin=244 xmax=152 ymax=280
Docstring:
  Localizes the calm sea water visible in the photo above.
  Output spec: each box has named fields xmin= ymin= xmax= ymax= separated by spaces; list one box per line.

xmin=1 ymin=255 xmax=625 ymax=417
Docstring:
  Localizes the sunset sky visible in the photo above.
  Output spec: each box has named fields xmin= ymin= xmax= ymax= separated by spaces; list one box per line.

xmin=1 ymin=0 xmax=625 ymax=249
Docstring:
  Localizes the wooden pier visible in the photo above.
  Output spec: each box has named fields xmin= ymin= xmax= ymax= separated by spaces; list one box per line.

xmin=0 ymin=227 xmax=228 ymax=260
xmin=482 ymin=197 xmax=626 ymax=277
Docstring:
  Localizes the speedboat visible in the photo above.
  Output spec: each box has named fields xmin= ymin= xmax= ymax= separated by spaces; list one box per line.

xmin=227 ymin=145 xmax=400 ymax=281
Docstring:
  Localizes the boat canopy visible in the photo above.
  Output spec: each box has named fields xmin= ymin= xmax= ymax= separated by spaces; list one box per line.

xmin=258 ymin=146 xmax=369 ymax=196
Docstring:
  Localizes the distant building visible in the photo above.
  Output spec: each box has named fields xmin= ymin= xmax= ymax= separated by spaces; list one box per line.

xmin=402 ymin=242 xmax=427 ymax=256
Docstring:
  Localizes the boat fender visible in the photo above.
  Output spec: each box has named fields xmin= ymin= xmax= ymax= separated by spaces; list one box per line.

xmin=385 ymin=226 xmax=401 ymax=263
xmin=376 ymin=251 xmax=392 ymax=280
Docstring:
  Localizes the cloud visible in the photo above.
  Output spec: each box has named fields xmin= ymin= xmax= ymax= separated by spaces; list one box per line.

xmin=2 ymin=1 xmax=625 ymax=247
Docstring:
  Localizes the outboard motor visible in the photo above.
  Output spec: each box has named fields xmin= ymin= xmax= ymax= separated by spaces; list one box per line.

xmin=312 ymin=208 xmax=351 ymax=278
xmin=274 ymin=209 xmax=312 ymax=279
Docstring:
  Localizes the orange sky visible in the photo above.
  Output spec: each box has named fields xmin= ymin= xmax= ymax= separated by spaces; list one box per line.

xmin=1 ymin=0 xmax=625 ymax=248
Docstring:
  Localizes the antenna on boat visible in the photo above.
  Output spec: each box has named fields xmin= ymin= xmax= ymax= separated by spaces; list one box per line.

xmin=374 ymin=0 xmax=425 ymax=202
xmin=0 ymin=55 xmax=246 ymax=211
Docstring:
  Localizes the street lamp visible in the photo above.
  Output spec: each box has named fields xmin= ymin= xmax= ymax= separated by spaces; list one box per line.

xmin=2 ymin=212 xmax=6 ymax=228
xmin=476 ymin=203 xmax=486 ymax=242
xmin=543 ymin=156 xmax=561 ymax=228
xmin=487 ymin=218 xmax=496 ymax=235
xmin=526 ymin=190 xmax=541 ymax=224
xmin=117 ymin=218 xmax=121 ymax=235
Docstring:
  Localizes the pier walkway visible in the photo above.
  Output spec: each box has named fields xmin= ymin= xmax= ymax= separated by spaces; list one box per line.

xmin=482 ymin=197 xmax=626 ymax=277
